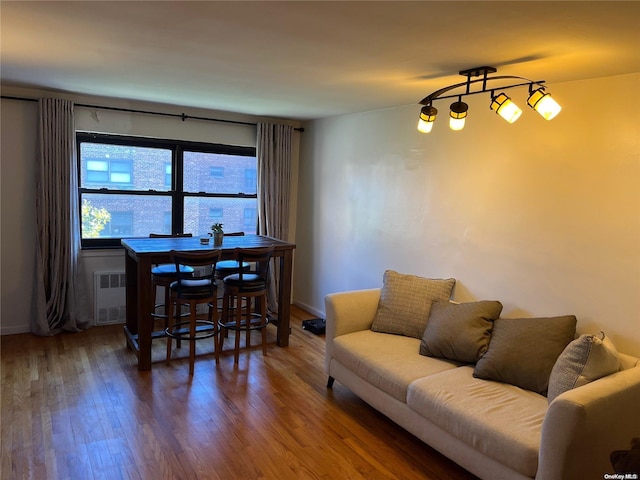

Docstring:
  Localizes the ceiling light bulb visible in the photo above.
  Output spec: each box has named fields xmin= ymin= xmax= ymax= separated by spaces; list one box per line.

xmin=490 ymin=93 xmax=522 ymax=124
xmin=527 ymin=88 xmax=561 ymax=120
xmin=417 ymin=105 xmax=438 ymax=133
xmin=449 ymin=101 xmax=468 ymax=131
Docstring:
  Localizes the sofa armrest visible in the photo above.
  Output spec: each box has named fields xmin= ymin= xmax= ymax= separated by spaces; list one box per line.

xmin=324 ymin=288 xmax=381 ymax=374
xmin=536 ymin=365 xmax=640 ymax=480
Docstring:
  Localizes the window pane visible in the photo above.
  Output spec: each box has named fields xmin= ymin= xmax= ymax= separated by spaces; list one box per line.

xmin=184 ymin=197 xmax=257 ymax=235
xmin=183 ymin=152 xmax=256 ymax=194
xmin=80 ymin=143 xmax=172 ymax=191
xmin=87 ymin=160 xmax=108 ymax=171
xmin=110 ymin=172 xmax=131 ymax=183
xmin=81 ymin=193 xmax=171 ymax=239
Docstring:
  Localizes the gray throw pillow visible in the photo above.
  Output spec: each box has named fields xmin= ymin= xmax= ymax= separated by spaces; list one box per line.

xmin=420 ymin=300 xmax=503 ymax=363
xmin=370 ymin=270 xmax=456 ymax=338
xmin=473 ymin=315 xmax=577 ymax=395
xmin=547 ymin=331 xmax=621 ymax=403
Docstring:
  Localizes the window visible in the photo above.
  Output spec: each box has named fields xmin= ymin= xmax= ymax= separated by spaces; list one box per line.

xmin=164 ymin=163 xmax=172 ymax=188
xmin=244 ymin=168 xmax=257 ymax=193
xmin=78 ymin=133 xmax=257 ymax=248
xmin=106 ymin=211 xmax=134 ymax=236
xmin=244 ymin=208 xmax=257 ymax=229
xmin=209 ymin=208 xmax=223 ymax=221
xmin=86 ymin=158 xmax=133 ymax=186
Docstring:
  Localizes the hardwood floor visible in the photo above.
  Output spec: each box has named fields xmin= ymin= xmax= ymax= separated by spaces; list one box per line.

xmin=1 ymin=306 xmax=479 ymax=480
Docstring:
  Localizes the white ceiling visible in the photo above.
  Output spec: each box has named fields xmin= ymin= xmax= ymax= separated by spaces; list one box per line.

xmin=2 ymin=1 xmax=639 ymax=120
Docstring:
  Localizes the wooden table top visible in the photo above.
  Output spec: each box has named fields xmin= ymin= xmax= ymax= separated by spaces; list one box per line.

xmin=121 ymin=234 xmax=295 ymax=255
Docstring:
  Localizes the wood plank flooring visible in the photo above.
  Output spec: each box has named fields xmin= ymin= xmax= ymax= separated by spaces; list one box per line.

xmin=1 ymin=306 xmax=479 ymax=480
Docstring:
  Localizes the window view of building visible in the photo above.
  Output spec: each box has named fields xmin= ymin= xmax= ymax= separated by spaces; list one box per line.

xmin=78 ymin=133 xmax=257 ymax=248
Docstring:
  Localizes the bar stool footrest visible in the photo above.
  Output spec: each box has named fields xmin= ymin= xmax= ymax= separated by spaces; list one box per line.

xmin=219 ymin=316 xmax=270 ymax=332
xmin=152 ymin=303 xmax=190 ymax=320
xmin=165 ymin=321 xmax=217 ymax=341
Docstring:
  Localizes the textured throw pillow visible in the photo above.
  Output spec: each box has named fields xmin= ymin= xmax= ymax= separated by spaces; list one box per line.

xmin=473 ymin=315 xmax=577 ymax=395
xmin=370 ymin=270 xmax=456 ymax=338
xmin=419 ymin=300 xmax=503 ymax=363
xmin=547 ymin=331 xmax=621 ymax=403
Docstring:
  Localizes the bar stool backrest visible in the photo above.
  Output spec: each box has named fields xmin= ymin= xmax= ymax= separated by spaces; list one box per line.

xmin=233 ymin=246 xmax=274 ymax=287
xmin=169 ymin=249 xmax=222 ymax=298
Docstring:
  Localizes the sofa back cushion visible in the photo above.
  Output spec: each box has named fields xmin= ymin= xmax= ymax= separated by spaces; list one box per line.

xmin=419 ymin=300 xmax=503 ymax=363
xmin=370 ymin=270 xmax=455 ymax=339
xmin=547 ymin=331 xmax=621 ymax=403
xmin=473 ymin=315 xmax=577 ymax=395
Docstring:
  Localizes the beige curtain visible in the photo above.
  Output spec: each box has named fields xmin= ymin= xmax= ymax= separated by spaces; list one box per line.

xmin=257 ymin=122 xmax=293 ymax=315
xmin=33 ymin=98 xmax=89 ymax=335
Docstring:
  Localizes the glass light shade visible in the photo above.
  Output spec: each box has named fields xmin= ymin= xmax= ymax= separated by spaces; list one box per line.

xmin=449 ymin=117 xmax=465 ymax=131
xmin=527 ymin=88 xmax=561 ymax=120
xmin=417 ymin=105 xmax=438 ymax=133
xmin=418 ymin=118 xmax=435 ymax=133
xmin=490 ymin=93 xmax=522 ymax=124
xmin=449 ymin=101 xmax=468 ymax=131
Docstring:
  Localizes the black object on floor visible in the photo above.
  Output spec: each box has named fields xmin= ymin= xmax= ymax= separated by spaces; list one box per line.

xmin=302 ymin=318 xmax=326 ymax=335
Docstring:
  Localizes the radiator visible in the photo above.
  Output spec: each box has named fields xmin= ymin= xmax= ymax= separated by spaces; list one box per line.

xmin=94 ymin=271 xmax=126 ymax=325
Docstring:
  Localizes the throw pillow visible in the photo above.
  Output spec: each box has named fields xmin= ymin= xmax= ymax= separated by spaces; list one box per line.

xmin=547 ymin=331 xmax=621 ymax=403
xmin=419 ymin=300 xmax=503 ymax=363
xmin=473 ymin=315 xmax=577 ymax=395
xmin=370 ymin=270 xmax=456 ymax=338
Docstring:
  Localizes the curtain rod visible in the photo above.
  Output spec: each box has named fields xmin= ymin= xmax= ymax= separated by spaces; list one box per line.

xmin=1 ymin=95 xmax=304 ymax=132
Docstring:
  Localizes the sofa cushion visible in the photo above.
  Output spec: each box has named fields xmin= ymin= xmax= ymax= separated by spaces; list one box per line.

xmin=473 ymin=315 xmax=577 ymax=395
xmin=332 ymin=330 xmax=459 ymax=402
xmin=419 ymin=300 xmax=503 ymax=363
xmin=547 ymin=331 xmax=621 ymax=403
xmin=407 ymin=366 xmax=547 ymax=478
xmin=370 ymin=270 xmax=455 ymax=339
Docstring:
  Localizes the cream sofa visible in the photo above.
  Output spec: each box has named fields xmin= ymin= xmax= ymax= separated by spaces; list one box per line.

xmin=324 ymin=288 xmax=640 ymax=480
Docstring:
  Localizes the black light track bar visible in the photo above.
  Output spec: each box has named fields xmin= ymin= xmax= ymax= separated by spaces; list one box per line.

xmin=419 ymin=66 xmax=545 ymax=105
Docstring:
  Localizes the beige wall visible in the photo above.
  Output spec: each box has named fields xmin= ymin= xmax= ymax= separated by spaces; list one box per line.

xmin=0 ymin=88 xmax=300 ymax=334
xmin=294 ymin=73 xmax=640 ymax=356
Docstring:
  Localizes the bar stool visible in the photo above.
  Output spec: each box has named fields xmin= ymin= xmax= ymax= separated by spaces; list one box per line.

xmin=149 ymin=233 xmax=193 ymax=344
xmin=214 ymin=232 xmax=250 ymax=323
xmin=165 ymin=249 xmax=222 ymax=375
xmin=214 ymin=232 xmax=250 ymax=286
xmin=219 ymin=246 xmax=274 ymax=364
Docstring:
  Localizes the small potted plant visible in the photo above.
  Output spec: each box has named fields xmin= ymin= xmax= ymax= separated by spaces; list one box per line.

xmin=211 ymin=222 xmax=224 ymax=247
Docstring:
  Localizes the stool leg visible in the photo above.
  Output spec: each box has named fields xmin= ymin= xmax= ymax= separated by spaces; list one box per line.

xmin=260 ymin=295 xmax=267 ymax=357
xmin=189 ymin=303 xmax=196 ymax=376
xmin=220 ymin=292 xmax=229 ymax=352
xmin=210 ymin=300 xmax=220 ymax=365
xmin=245 ymin=295 xmax=252 ymax=349
xmin=165 ymin=287 xmax=181 ymax=349
xmin=166 ymin=294 xmax=174 ymax=365
xmin=234 ymin=294 xmax=242 ymax=364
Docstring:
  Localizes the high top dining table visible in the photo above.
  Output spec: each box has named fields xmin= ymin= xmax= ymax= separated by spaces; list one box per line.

xmin=121 ymin=234 xmax=296 ymax=371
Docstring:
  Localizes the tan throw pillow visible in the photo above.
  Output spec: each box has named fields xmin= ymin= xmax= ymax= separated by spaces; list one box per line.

xmin=547 ymin=331 xmax=621 ymax=403
xmin=370 ymin=270 xmax=455 ymax=338
xmin=473 ymin=315 xmax=577 ymax=395
xmin=420 ymin=300 xmax=503 ymax=363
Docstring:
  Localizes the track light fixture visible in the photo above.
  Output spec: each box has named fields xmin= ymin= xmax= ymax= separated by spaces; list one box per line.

xmin=449 ymin=99 xmax=468 ymax=131
xmin=527 ymin=87 xmax=562 ymax=120
xmin=490 ymin=93 xmax=522 ymax=124
xmin=417 ymin=66 xmax=562 ymax=133
xmin=417 ymin=105 xmax=438 ymax=133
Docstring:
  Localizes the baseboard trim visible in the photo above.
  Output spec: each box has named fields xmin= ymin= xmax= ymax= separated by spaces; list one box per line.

xmin=292 ymin=300 xmax=324 ymax=319
xmin=0 ymin=325 xmax=30 ymax=336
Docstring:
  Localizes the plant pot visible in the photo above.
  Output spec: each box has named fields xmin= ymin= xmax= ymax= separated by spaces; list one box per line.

xmin=213 ymin=233 xmax=223 ymax=247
